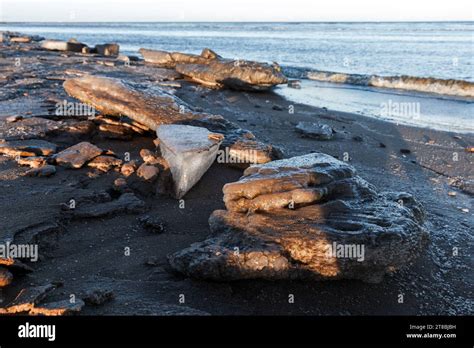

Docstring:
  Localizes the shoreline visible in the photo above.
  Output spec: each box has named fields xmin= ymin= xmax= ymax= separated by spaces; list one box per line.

xmin=0 ymin=36 xmax=472 ymax=315
xmin=276 ymin=80 xmax=474 ymax=134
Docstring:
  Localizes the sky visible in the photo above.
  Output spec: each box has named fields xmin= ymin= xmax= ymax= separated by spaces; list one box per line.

xmin=0 ymin=0 xmax=473 ymax=22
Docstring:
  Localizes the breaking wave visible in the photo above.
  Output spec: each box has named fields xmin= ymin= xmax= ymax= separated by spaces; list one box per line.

xmin=282 ymin=66 xmax=474 ymax=98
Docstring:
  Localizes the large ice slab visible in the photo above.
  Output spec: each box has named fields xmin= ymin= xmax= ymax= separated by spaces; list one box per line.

xmin=157 ymin=125 xmax=223 ymax=199
xmin=63 ymin=76 xmax=203 ymax=130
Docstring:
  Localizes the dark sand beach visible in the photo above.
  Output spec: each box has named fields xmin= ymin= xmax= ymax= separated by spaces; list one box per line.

xmin=0 ymin=37 xmax=472 ymax=316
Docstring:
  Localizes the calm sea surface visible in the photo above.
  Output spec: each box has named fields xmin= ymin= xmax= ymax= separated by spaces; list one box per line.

xmin=2 ymin=22 xmax=473 ymax=81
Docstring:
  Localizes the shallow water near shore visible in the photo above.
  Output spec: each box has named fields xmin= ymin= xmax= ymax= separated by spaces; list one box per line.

xmin=276 ymin=80 xmax=474 ymax=133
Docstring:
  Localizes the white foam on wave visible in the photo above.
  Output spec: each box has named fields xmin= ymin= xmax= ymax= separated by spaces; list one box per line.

xmin=283 ymin=67 xmax=474 ymax=99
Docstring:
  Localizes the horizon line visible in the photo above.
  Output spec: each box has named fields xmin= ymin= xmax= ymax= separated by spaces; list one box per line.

xmin=1 ymin=20 xmax=473 ymax=24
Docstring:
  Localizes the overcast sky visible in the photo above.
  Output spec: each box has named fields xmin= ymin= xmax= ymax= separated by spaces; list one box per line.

xmin=1 ymin=0 xmax=472 ymax=22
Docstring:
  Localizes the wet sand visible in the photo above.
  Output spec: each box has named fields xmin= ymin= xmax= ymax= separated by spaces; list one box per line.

xmin=0 ymin=40 xmax=472 ymax=315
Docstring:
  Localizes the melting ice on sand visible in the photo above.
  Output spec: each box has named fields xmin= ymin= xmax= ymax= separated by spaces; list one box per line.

xmin=157 ymin=125 xmax=224 ymax=199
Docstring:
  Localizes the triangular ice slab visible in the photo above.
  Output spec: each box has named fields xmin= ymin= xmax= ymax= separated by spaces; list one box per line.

xmin=157 ymin=125 xmax=223 ymax=199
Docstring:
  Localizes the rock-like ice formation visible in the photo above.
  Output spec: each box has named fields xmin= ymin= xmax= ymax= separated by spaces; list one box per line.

xmin=169 ymin=153 xmax=428 ymax=283
xmin=295 ymin=122 xmax=334 ymax=140
xmin=41 ymin=39 xmax=87 ymax=52
xmin=140 ymin=48 xmax=288 ymax=90
xmin=54 ymin=141 xmax=103 ymax=169
xmin=63 ymin=76 xmax=202 ymax=131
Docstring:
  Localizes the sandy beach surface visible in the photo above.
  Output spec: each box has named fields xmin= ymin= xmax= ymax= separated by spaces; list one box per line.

xmin=0 ymin=39 xmax=472 ymax=316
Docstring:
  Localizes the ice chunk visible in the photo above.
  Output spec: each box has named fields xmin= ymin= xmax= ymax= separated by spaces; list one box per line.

xmin=157 ymin=125 xmax=223 ymax=199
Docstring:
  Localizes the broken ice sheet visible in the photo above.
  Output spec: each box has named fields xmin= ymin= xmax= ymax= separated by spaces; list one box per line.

xmin=157 ymin=125 xmax=224 ymax=198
